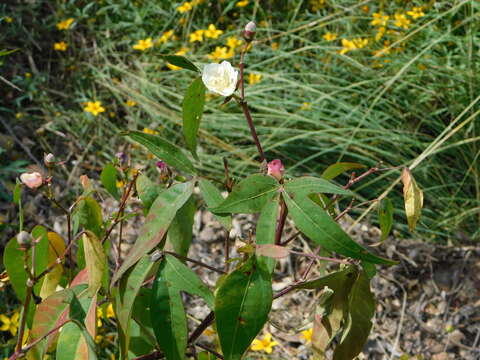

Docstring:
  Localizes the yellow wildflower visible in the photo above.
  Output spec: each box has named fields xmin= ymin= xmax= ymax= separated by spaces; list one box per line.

xmin=95 ymin=335 xmax=104 ymax=344
xmin=5 ymin=16 xmax=13 ymax=23
xmin=300 ymin=102 xmax=311 ymax=110
xmin=158 ymin=30 xmax=174 ymax=44
xmin=248 ymin=73 xmax=262 ymax=85
xmin=323 ymin=32 xmax=337 ymax=41
xmin=189 ymin=30 xmax=205 ymax=43
xmin=371 ymin=12 xmax=389 ymax=27
xmin=309 ymin=0 xmax=325 ymax=12
xmin=126 ymin=99 xmax=137 ymax=107
xmin=271 ymin=42 xmax=279 ymax=51
xmin=375 ymin=26 xmax=386 ymax=41
xmin=0 ymin=311 xmax=20 ymax=336
xmin=106 ymin=303 xmax=115 ymax=318
xmin=191 ymin=0 xmax=205 ymax=5
xmin=25 ymin=72 xmax=32 ymax=78
xmin=301 ymin=328 xmax=313 ymax=343
xmin=203 ymin=328 xmax=216 ymax=337
xmin=133 ymin=38 xmax=153 ymax=51
xmin=407 ymin=7 xmax=425 ymax=19
xmin=251 ymin=332 xmax=278 ymax=354
xmin=15 ymin=112 xmax=23 ymax=119
xmin=339 ymin=38 xmax=367 ymax=55
xmin=236 ymin=0 xmax=249 ymax=7
xmin=361 ymin=5 xmax=369 ymax=13
xmin=167 ymin=47 xmax=189 ymax=70
xmin=109 ymin=112 xmax=116 ymax=118
xmin=53 ymin=41 xmax=68 ymax=51
xmin=207 ymin=46 xmax=234 ymax=61
xmin=226 ymin=36 xmax=242 ymax=49
xmin=204 ymin=24 xmax=223 ymax=39
xmin=394 ymin=13 xmax=411 ymax=29
xmin=84 ymin=101 xmax=105 ymax=116
xmin=178 ymin=17 xmax=186 ymax=25
xmin=116 ymin=180 xmax=124 ymax=188
xmin=177 ymin=2 xmax=193 ymax=13
xmin=56 ymin=18 xmax=74 ymax=30
xmin=418 ymin=63 xmax=427 ymax=71
xmin=143 ymin=127 xmax=159 ymax=135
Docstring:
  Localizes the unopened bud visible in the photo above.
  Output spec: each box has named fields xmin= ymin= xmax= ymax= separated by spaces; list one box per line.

xmin=116 ymin=151 xmax=127 ymax=165
xmin=243 ymin=21 xmax=256 ymax=42
xmin=267 ymin=159 xmax=285 ymax=181
xmin=17 ymin=231 xmax=32 ymax=249
xmin=156 ymin=160 xmax=171 ymax=182
xmin=44 ymin=153 xmax=56 ymax=167
xmin=20 ymin=172 xmax=43 ymax=189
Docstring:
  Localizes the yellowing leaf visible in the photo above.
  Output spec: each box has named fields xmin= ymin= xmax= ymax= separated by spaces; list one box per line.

xmin=40 ymin=232 xmax=66 ymax=299
xmin=401 ymin=168 xmax=423 ymax=231
xmin=82 ymin=232 xmax=106 ymax=296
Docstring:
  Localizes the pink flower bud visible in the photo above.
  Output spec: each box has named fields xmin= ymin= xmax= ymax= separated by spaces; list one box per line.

xmin=243 ymin=21 xmax=256 ymax=41
xmin=20 ymin=172 xmax=43 ymax=189
xmin=44 ymin=153 xmax=56 ymax=167
xmin=267 ymin=159 xmax=284 ymax=180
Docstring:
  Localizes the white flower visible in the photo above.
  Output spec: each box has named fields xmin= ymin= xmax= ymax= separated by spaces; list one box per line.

xmin=20 ymin=172 xmax=43 ymax=189
xmin=202 ymin=61 xmax=238 ymax=96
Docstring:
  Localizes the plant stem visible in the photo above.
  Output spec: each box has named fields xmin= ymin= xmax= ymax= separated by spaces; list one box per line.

xmin=195 ymin=343 xmax=224 ymax=359
xmin=274 ymin=198 xmax=287 ymax=245
xmin=224 ymin=229 xmax=230 ymax=272
xmin=164 ymin=251 xmax=226 ymax=274
xmin=188 ymin=311 xmax=215 ymax=344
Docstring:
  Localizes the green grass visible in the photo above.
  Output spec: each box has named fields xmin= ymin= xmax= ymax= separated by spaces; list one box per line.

xmin=2 ymin=0 xmax=480 ymax=241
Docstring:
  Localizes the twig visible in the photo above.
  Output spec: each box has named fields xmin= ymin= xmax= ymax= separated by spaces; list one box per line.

xmin=274 ymin=198 xmax=287 ymax=245
xmin=195 ymin=343 xmax=224 ymax=359
xmin=188 ymin=311 xmax=215 ymax=344
xmin=289 ymin=250 xmax=350 ymax=264
xmin=132 ymin=351 xmax=163 ymax=360
xmin=224 ymin=229 xmax=230 ymax=272
xmin=164 ymin=252 xmax=226 ymax=274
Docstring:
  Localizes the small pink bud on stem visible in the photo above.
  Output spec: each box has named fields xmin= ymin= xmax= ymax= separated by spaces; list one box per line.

xmin=20 ymin=172 xmax=43 ymax=189
xmin=243 ymin=21 xmax=256 ymax=42
xmin=267 ymin=159 xmax=285 ymax=181
xmin=44 ymin=153 xmax=56 ymax=168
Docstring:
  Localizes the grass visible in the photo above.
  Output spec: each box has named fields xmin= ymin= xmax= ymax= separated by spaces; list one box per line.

xmin=1 ymin=0 xmax=480 ymax=241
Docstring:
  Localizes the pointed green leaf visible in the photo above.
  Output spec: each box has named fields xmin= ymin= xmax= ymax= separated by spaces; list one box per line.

xmin=123 ymin=131 xmax=196 ymax=175
xmin=378 ymin=198 xmax=394 ymax=241
xmin=161 ymin=55 xmax=199 ymax=72
xmin=56 ymin=322 xmax=97 ymax=360
xmin=212 ymin=175 xmax=279 ymax=214
xmin=402 ymin=168 xmax=423 ymax=231
xmin=167 ymin=196 xmax=196 ymax=257
xmin=74 ymin=197 xmax=103 ymax=238
xmin=112 ymin=181 xmax=194 ymax=285
xmin=100 ymin=163 xmax=120 ymax=200
xmin=333 ymin=271 xmax=374 ymax=360
xmin=116 ymin=255 xmax=157 ymax=360
xmin=150 ymin=254 xmax=214 ymax=360
xmin=282 ymin=191 xmax=396 ymax=265
xmin=284 ymin=177 xmax=353 ymax=198
xmin=215 ymin=256 xmax=272 ymax=360
xmin=256 ymin=198 xmax=280 ymax=273
xmin=198 ymin=179 xmax=231 ymax=230
xmin=183 ymin=77 xmax=206 ymax=158
xmin=321 ymin=162 xmax=366 ymax=181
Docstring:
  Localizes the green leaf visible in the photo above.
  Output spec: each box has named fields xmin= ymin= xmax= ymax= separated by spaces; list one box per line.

xmin=115 ymin=255 xmax=157 ymax=360
xmin=402 ymin=168 xmax=423 ymax=231
xmin=123 ymin=131 xmax=196 ymax=175
xmin=333 ymin=271 xmax=375 ymax=360
xmin=150 ymin=254 xmax=214 ymax=360
xmin=378 ymin=198 xmax=394 ymax=241
xmin=13 ymin=181 xmax=21 ymax=204
xmin=82 ymin=232 xmax=106 ymax=296
xmin=74 ymin=197 xmax=104 ymax=238
xmin=198 ymin=179 xmax=231 ymax=230
xmin=161 ymin=55 xmax=199 ymax=72
xmin=212 ymin=175 xmax=279 ymax=214
xmin=256 ymin=198 xmax=280 ymax=273
xmin=282 ymin=191 xmax=396 ymax=265
xmin=136 ymin=174 xmax=163 ymax=213
xmin=295 ymin=266 xmax=358 ymax=358
xmin=183 ymin=77 xmax=206 ymax=158
xmin=321 ymin=162 xmax=366 ymax=181
xmin=215 ymin=256 xmax=272 ymax=360
xmin=284 ymin=177 xmax=353 ymax=197
xmin=112 ymin=181 xmax=194 ymax=285
xmin=56 ymin=322 xmax=97 ymax=360
xmin=167 ymin=196 xmax=196 ymax=257
xmin=131 ymin=288 xmax=157 ymax=357
xmin=100 ymin=163 xmax=120 ymax=200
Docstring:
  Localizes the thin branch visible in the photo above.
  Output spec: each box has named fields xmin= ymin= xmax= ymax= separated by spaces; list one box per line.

xmin=164 ymin=252 xmax=226 ymax=274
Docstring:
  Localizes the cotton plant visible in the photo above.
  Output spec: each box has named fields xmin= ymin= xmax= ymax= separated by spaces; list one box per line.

xmin=5 ymin=22 xmax=423 ymax=360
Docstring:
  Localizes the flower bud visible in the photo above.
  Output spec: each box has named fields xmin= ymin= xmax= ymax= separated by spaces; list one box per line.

xmin=267 ymin=159 xmax=285 ymax=181
xmin=243 ymin=21 xmax=256 ymax=41
xmin=116 ymin=151 xmax=127 ymax=165
xmin=156 ymin=161 xmax=171 ymax=182
xmin=44 ymin=153 xmax=56 ymax=168
xmin=17 ymin=231 xmax=32 ymax=249
xmin=20 ymin=172 xmax=43 ymax=189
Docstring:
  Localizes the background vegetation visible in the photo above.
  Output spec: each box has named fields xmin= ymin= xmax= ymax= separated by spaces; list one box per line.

xmin=2 ymin=0 xmax=479 ymax=245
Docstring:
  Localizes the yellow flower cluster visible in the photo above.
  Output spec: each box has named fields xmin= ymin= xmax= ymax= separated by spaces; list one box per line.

xmin=339 ymin=37 xmax=368 ymax=55
xmin=236 ymin=0 xmax=249 ymax=7
xmin=251 ymin=332 xmax=278 ymax=354
xmin=97 ymin=303 xmax=115 ymax=327
xmin=323 ymin=32 xmax=337 ymax=41
xmin=177 ymin=0 xmax=204 ymax=13
xmin=54 ymin=41 xmax=68 ymax=51
xmin=248 ymin=73 xmax=262 ymax=85
xmin=158 ymin=30 xmax=174 ymax=44
xmin=207 ymin=33 xmax=243 ymax=62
